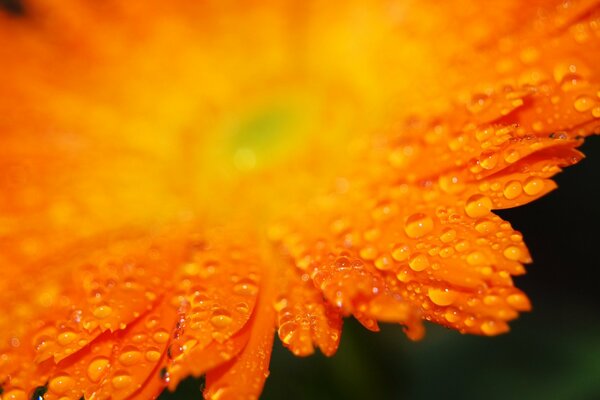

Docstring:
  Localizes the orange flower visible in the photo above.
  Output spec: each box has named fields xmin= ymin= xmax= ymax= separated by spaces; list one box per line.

xmin=0 ymin=0 xmax=598 ymax=399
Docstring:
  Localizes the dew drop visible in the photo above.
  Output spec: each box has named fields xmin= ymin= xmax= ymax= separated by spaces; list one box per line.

xmin=48 ymin=374 xmax=75 ymax=395
xmin=573 ymin=95 xmax=594 ymax=112
xmin=507 ymin=293 xmax=531 ymax=310
xmin=118 ymin=346 xmax=143 ymax=366
xmin=439 ymin=228 xmax=456 ymax=244
xmin=359 ymin=245 xmax=378 ymax=260
xmin=152 ymin=330 xmax=170 ymax=344
xmin=523 ymin=177 xmax=544 ymax=196
xmin=210 ymin=310 xmax=233 ymax=329
xmin=87 ymin=356 xmax=110 ymax=383
xmin=465 ymin=195 xmax=493 ymax=218
xmin=278 ymin=321 xmax=298 ymax=345
xmin=479 ymin=151 xmax=498 ymax=170
xmin=145 ymin=348 xmax=162 ymax=362
xmin=480 ymin=320 xmax=506 ymax=336
xmin=4 ymin=389 xmax=27 ymax=400
xmin=503 ymin=246 xmax=522 ymax=261
xmin=111 ymin=373 xmax=133 ymax=390
xmin=374 ymin=255 xmax=393 ymax=271
xmin=404 ymin=213 xmax=434 ymax=239
xmin=93 ymin=305 xmax=113 ymax=319
xmin=444 ymin=308 xmax=461 ymax=323
xmin=391 ymin=244 xmax=410 ymax=261
xmin=467 ymin=93 xmax=490 ymax=113
xmin=233 ymin=279 xmax=259 ymax=296
xmin=408 ymin=253 xmax=429 ymax=272
xmin=466 ymin=251 xmax=487 ymax=266
xmin=502 ymin=180 xmax=523 ymax=200
xmin=504 ymin=150 xmax=520 ymax=164
xmin=56 ymin=331 xmax=78 ymax=346
xmin=438 ymin=175 xmax=466 ymax=194
xmin=428 ymin=288 xmax=458 ymax=306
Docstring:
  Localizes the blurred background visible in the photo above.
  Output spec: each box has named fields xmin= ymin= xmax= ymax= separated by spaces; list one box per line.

xmin=161 ymin=137 xmax=600 ymax=399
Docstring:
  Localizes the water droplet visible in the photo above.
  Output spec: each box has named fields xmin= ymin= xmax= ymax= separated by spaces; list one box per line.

xmin=111 ymin=373 xmax=133 ymax=390
xmin=145 ymin=348 xmax=162 ymax=362
xmin=467 ymin=93 xmax=490 ymax=113
xmin=523 ymin=177 xmax=544 ymax=196
xmin=439 ymin=175 xmax=466 ymax=194
xmin=391 ymin=244 xmax=410 ymax=261
xmin=118 ymin=346 xmax=143 ymax=366
xmin=439 ymin=228 xmax=456 ymax=244
xmin=503 ymin=180 xmax=523 ymax=200
xmin=278 ymin=321 xmax=298 ymax=344
xmin=466 ymin=251 xmax=487 ymax=266
xmin=480 ymin=320 xmax=506 ymax=336
xmin=210 ymin=310 xmax=233 ymax=329
xmin=465 ymin=195 xmax=493 ymax=218
xmin=4 ymin=389 xmax=27 ymax=400
xmin=56 ymin=331 xmax=78 ymax=346
xmin=374 ymin=255 xmax=393 ymax=271
xmin=504 ymin=150 xmax=520 ymax=164
xmin=404 ymin=213 xmax=434 ymax=239
xmin=408 ymin=253 xmax=429 ymax=271
xmin=152 ymin=330 xmax=170 ymax=344
xmin=48 ymin=374 xmax=75 ymax=394
xmin=506 ymin=293 xmax=531 ymax=310
xmin=233 ymin=279 xmax=258 ymax=296
xmin=93 ymin=305 xmax=113 ymax=319
xmin=503 ymin=246 xmax=522 ymax=261
xmin=480 ymin=151 xmax=498 ymax=170
xmin=87 ymin=356 xmax=110 ymax=383
xmin=359 ymin=245 xmax=378 ymax=260
xmin=428 ymin=288 xmax=458 ymax=306
xmin=573 ymin=95 xmax=594 ymax=112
